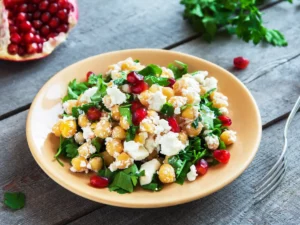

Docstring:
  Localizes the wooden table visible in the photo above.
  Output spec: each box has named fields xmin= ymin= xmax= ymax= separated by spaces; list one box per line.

xmin=1 ymin=1 xmax=300 ymax=224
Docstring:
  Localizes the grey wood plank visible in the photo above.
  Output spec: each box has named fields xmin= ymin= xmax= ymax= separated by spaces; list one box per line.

xmin=62 ymin=115 xmax=300 ymax=225
xmin=0 ymin=0 xmax=194 ymax=117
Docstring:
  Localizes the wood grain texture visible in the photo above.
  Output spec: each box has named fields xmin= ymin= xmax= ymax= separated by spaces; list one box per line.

xmin=0 ymin=0 xmax=195 ymax=117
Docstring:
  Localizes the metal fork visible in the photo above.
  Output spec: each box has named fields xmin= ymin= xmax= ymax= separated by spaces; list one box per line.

xmin=254 ymin=96 xmax=300 ymax=203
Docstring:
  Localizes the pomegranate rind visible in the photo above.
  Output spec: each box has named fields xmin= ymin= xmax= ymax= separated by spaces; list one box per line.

xmin=0 ymin=0 xmax=79 ymax=61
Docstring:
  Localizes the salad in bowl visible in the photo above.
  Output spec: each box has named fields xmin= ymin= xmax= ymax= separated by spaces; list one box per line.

xmin=51 ymin=57 xmax=237 ymax=194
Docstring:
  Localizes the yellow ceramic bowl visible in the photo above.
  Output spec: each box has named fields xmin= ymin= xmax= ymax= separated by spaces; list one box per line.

xmin=26 ymin=49 xmax=261 ymax=208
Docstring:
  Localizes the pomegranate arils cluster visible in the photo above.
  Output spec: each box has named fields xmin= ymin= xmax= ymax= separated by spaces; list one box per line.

xmin=126 ymin=71 xmax=149 ymax=94
xmin=0 ymin=0 xmax=78 ymax=60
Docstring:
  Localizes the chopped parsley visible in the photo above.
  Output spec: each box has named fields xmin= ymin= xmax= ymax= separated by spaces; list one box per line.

xmin=139 ymin=64 xmax=162 ymax=76
xmin=4 ymin=192 xmax=25 ymax=210
xmin=160 ymin=103 xmax=174 ymax=117
xmin=167 ymin=60 xmax=188 ymax=79
xmin=62 ymin=79 xmax=88 ymax=102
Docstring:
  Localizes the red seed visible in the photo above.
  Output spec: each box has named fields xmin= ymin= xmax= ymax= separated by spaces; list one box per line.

xmin=32 ymin=0 xmax=42 ymax=3
xmin=37 ymin=43 xmax=43 ymax=53
xmin=130 ymin=81 xmax=148 ymax=94
xmin=87 ymin=107 xmax=102 ymax=121
xmin=167 ymin=117 xmax=180 ymax=133
xmin=27 ymin=43 xmax=38 ymax=54
xmin=34 ymin=34 xmax=43 ymax=43
xmin=48 ymin=17 xmax=59 ymax=28
xmin=9 ymin=25 xmax=18 ymax=33
xmin=132 ymin=108 xmax=147 ymax=125
xmin=23 ymin=32 xmax=35 ymax=43
xmin=39 ymin=0 xmax=49 ymax=11
xmin=40 ymin=25 xmax=50 ymax=36
xmin=47 ymin=32 xmax=58 ymax=39
xmin=58 ymin=0 xmax=69 ymax=9
xmin=233 ymin=57 xmax=249 ymax=69
xmin=19 ymin=21 xmax=32 ymax=32
xmin=57 ymin=9 xmax=68 ymax=21
xmin=27 ymin=4 xmax=37 ymax=13
xmin=16 ymin=12 xmax=27 ymax=22
xmin=218 ymin=115 xmax=232 ymax=127
xmin=167 ymin=78 xmax=176 ymax=88
xmin=86 ymin=71 xmax=94 ymax=81
xmin=41 ymin=12 xmax=51 ymax=23
xmin=90 ymin=175 xmax=109 ymax=188
xmin=18 ymin=46 xmax=26 ymax=56
xmin=33 ymin=11 xmax=41 ymax=19
xmin=131 ymin=101 xmax=143 ymax=112
xmin=32 ymin=20 xmax=43 ymax=29
xmin=26 ymin=13 xmax=33 ymax=21
xmin=195 ymin=159 xmax=208 ymax=175
xmin=48 ymin=3 xmax=58 ymax=14
xmin=7 ymin=44 xmax=18 ymax=55
xmin=126 ymin=71 xmax=143 ymax=84
xmin=56 ymin=24 xmax=68 ymax=33
xmin=10 ymin=33 xmax=22 ymax=44
xmin=213 ymin=150 xmax=230 ymax=164
xmin=19 ymin=3 xmax=28 ymax=12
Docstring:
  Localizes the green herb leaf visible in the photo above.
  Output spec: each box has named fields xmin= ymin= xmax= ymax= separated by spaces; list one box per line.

xmin=160 ymin=103 xmax=174 ymax=117
xmin=88 ymin=74 xmax=102 ymax=85
xmin=191 ymin=116 xmax=201 ymax=128
xmin=113 ymin=78 xmax=126 ymax=85
xmin=134 ymin=59 xmax=140 ymax=63
xmin=72 ymin=103 xmax=98 ymax=118
xmin=91 ymin=137 xmax=102 ymax=152
xmin=125 ymin=125 xmax=139 ymax=141
xmin=98 ymin=168 xmax=117 ymax=181
xmin=119 ymin=107 xmax=132 ymax=125
xmin=62 ymin=79 xmax=89 ymax=102
xmin=144 ymin=76 xmax=170 ymax=86
xmin=167 ymin=60 xmax=188 ymax=79
xmin=65 ymin=142 xmax=78 ymax=158
xmin=139 ymin=64 xmax=162 ymax=76
xmin=141 ymin=174 xmax=163 ymax=191
xmin=91 ymin=77 xmax=107 ymax=102
xmin=219 ymin=140 xmax=227 ymax=150
xmin=4 ymin=192 xmax=25 ymax=210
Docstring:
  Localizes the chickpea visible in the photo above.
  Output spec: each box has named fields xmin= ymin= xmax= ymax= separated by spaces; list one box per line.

xmin=158 ymin=164 xmax=176 ymax=184
xmin=140 ymin=121 xmax=155 ymax=134
xmin=59 ymin=119 xmax=77 ymax=138
xmin=120 ymin=116 xmax=130 ymax=130
xmin=162 ymin=87 xmax=174 ymax=100
xmin=88 ymin=157 xmax=103 ymax=172
xmin=106 ymin=138 xmax=124 ymax=158
xmin=102 ymin=95 xmax=112 ymax=109
xmin=100 ymin=151 xmax=115 ymax=166
xmin=111 ymin=105 xmax=121 ymax=121
xmin=138 ymin=90 xmax=151 ymax=107
xmin=116 ymin=153 xmax=133 ymax=169
xmin=173 ymin=79 xmax=188 ymax=95
xmin=52 ymin=121 xmax=61 ymax=137
xmin=181 ymin=106 xmax=197 ymax=120
xmin=78 ymin=143 xmax=92 ymax=159
xmin=185 ymin=93 xmax=196 ymax=104
xmin=220 ymin=130 xmax=236 ymax=145
xmin=149 ymin=84 xmax=161 ymax=93
xmin=74 ymin=132 xmax=85 ymax=144
xmin=178 ymin=131 xmax=188 ymax=145
xmin=78 ymin=114 xmax=89 ymax=128
xmin=186 ymin=122 xmax=203 ymax=137
xmin=71 ymin=156 xmax=88 ymax=172
xmin=112 ymin=126 xmax=126 ymax=140
xmin=134 ymin=132 xmax=148 ymax=144
xmin=94 ymin=119 xmax=112 ymax=139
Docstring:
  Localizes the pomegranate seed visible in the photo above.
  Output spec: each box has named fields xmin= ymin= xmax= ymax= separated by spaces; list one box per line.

xmin=32 ymin=0 xmax=42 ymax=3
xmin=90 ymin=175 xmax=109 ymax=188
xmin=167 ymin=78 xmax=176 ymax=88
xmin=48 ymin=17 xmax=59 ymax=28
xmin=27 ymin=4 xmax=37 ymax=13
xmin=32 ymin=20 xmax=42 ymax=29
xmin=7 ymin=44 xmax=18 ymax=55
xmin=23 ymin=32 xmax=35 ymax=44
xmin=58 ymin=0 xmax=69 ymax=9
xmin=40 ymin=25 xmax=50 ymax=36
xmin=167 ymin=117 xmax=180 ymax=133
xmin=86 ymin=71 xmax=94 ymax=81
xmin=12 ymin=4 xmax=18 ymax=12
xmin=195 ymin=159 xmax=208 ymax=175
xmin=33 ymin=11 xmax=41 ymax=19
xmin=87 ymin=107 xmax=102 ymax=121
xmin=18 ymin=46 xmax=26 ymax=56
xmin=19 ymin=21 xmax=32 ymax=32
xmin=37 ymin=43 xmax=43 ymax=53
xmin=132 ymin=108 xmax=147 ymax=125
xmin=26 ymin=13 xmax=33 ymax=20
xmin=39 ymin=0 xmax=49 ymax=11
xmin=131 ymin=101 xmax=143 ymax=112
xmin=213 ymin=150 xmax=230 ymax=164
xmin=9 ymin=25 xmax=18 ymax=33
xmin=126 ymin=71 xmax=143 ymax=84
xmin=27 ymin=43 xmax=38 ymax=54
xmin=16 ymin=12 xmax=27 ymax=22
xmin=19 ymin=3 xmax=28 ymax=12
xmin=47 ymin=32 xmax=58 ymax=39
xmin=218 ymin=115 xmax=232 ymax=126
xmin=56 ymin=24 xmax=68 ymax=33
xmin=10 ymin=33 xmax=22 ymax=44
xmin=49 ymin=3 xmax=58 ymax=14
xmin=57 ymin=9 xmax=68 ymax=20
xmin=34 ymin=34 xmax=42 ymax=43
xmin=41 ymin=12 xmax=51 ymax=23
xmin=233 ymin=57 xmax=249 ymax=69
xmin=130 ymin=81 xmax=148 ymax=94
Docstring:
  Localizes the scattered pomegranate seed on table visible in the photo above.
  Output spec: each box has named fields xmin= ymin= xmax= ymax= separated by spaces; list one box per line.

xmin=213 ymin=150 xmax=230 ymax=164
xmin=90 ymin=175 xmax=109 ymax=188
xmin=233 ymin=56 xmax=249 ymax=69
xmin=218 ymin=115 xmax=232 ymax=126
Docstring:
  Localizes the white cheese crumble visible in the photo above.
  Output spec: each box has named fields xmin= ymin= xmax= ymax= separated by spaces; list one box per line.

xmin=161 ymin=67 xmax=175 ymax=78
xmin=148 ymin=91 xmax=166 ymax=111
xmin=168 ymin=96 xmax=187 ymax=115
xmin=205 ymin=134 xmax=219 ymax=150
xmin=227 ymin=130 xmax=237 ymax=143
xmin=62 ymin=116 xmax=76 ymax=121
xmin=158 ymin=132 xmax=186 ymax=156
xmin=203 ymin=77 xmax=218 ymax=92
xmin=213 ymin=92 xmax=228 ymax=107
xmin=78 ymin=87 xmax=98 ymax=104
xmin=187 ymin=165 xmax=198 ymax=181
xmin=139 ymin=159 xmax=161 ymax=186
xmin=155 ymin=119 xmax=171 ymax=134
xmin=219 ymin=107 xmax=229 ymax=115
xmin=108 ymin=161 xmax=118 ymax=172
xmin=106 ymin=85 xmax=127 ymax=106
xmin=124 ymin=141 xmax=149 ymax=160
xmin=62 ymin=100 xmax=77 ymax=115
xmin=74 ymin=132 xmax=85 ymax=145
xmin=121 ymin=84 xmax=130 ymax=93
xmin=192 ymin=71 xmax=208 ymax=84
xmin=145 ymin=136 xmax=158 ymax=153
xmin=82 ymin=126 xmax=95 ymax=142
xmin=80 ymin=161 xmax=87 ymax=167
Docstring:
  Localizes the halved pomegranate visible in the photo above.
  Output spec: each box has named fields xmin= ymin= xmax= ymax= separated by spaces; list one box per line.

xmin=0 ymin=0 xmax=78 ymax=61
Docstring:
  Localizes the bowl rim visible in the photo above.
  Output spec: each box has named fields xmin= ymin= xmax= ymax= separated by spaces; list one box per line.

xmin=26 ymin=48 xmax=262 ymax=208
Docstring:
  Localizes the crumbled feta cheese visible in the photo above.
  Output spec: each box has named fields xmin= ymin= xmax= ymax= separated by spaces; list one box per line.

xmin=74 ymin=132 xmax=85 ymax=145
xmin=168 ymin=96 xmax=187 ymax=115
xmin=219 ymin=107 xmax=229 ymax=115
xmin=205 ymin=134 xmax=219 ymax=150
xmin=82 ymin=126 xmax=95 ymax=142
xmin=62 ymin=100 xmax=77 ymax=115
xmin=155 ymin=119 xmax=171 ymax=134
xmin=213 ymin=92 xmax=228 ymax=107
xmin=158 ymin=132 xmax=186 ymax=156
xmin=139 ymin=159 xmax=161 ymax=186
xmin=187 ymin=165 xmax=198 ymax=181
xmin=111 ymin=70 xmax=123 ymax=80
xmin=80 ymin=161 xmax=87 ymax=167
xmin=161 ymin=67 xmax=175 ymax=78
xmin=78 ymin=87 xmax=98 ymax=103
xmin=148 ymin=91 xmax=166 ymax=111
xmin=227 ymin=130 xmax=237 ymax=143
xmin=121 ymin=84 xmax=130 ymax=93
xmin=174 ymin=107 xmax=180 ymax=114
xmin=145 ymin=135 xmax=158 ymax=153
xmin=108 ymin=161 xmax=118 ymax=172
xmin=124 ymin=141 xmax=149 ymax=160
xmin=203 ymin=77 xmax=218 ymax=92
xmin=192 ymin=71 xmax=208 ymax=84
xmin=88 ymin=144 xmax=96 ymax=154
xmin=106 ymin=85 xmax=126 ymax=106
xmin=62 ymin=116 xmax=76 ymax=121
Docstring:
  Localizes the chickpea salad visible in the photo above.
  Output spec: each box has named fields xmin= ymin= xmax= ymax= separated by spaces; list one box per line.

xmin=52 ymin=57 xmax=237 ymax=194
